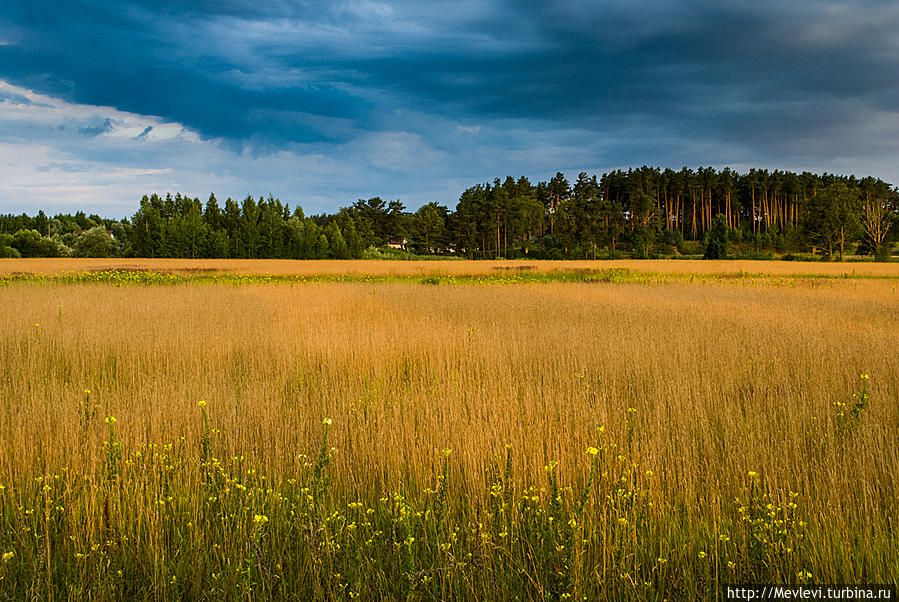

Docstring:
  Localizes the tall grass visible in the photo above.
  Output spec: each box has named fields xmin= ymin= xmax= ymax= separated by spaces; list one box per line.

xmin=3 ymin=257 xmax=899 ymax=278
xmin=0 ymin=274 xmax=896 ymax=599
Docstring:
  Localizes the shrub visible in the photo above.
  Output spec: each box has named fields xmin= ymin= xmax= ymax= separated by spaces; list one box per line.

xmin=704 ymin=216 xmax=729 ymax=259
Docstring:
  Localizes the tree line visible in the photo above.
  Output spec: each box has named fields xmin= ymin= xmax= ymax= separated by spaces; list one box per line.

xmin=2 ymin=167 xmax=897 ymax=261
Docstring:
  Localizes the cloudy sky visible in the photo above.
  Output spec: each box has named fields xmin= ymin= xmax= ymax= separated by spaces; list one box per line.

xmin=2 ymin=1 xmax=899 ymax=218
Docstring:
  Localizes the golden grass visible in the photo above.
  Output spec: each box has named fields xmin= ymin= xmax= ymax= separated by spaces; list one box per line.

xmin=0 ymin=273 xmax=897 ymax=597
xmin=4 ymin=256 xmax=899 ymax=278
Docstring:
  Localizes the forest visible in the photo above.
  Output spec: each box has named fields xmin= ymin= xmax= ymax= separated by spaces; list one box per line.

xmin=1 ymin=167 xmax=897 ymax=261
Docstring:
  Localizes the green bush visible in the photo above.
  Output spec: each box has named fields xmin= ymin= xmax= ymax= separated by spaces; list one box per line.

xmin=704 ymin=216 xmax=729 ymax=259
xmin=678 ymin=240 xmax=703 ymax=256
xmin=0 ymin=245 xmax=22 ymax=258
xmin=10 ymin=229 xmax=60 ymax=257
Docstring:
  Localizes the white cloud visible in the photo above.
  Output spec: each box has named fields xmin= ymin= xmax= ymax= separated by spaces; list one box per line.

xmin=0 ymin=80 xmax=201 ymax=145
xmin=0 ymin=80 xmax=471 ymax=216
xmin=0 ymin=80 xmax=227 ymax=215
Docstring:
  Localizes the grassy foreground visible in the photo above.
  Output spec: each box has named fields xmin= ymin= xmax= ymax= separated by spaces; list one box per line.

xmin=0 ymin=265 xmax=897 ymax=600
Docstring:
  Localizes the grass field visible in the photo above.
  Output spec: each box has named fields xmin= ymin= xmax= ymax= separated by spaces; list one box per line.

xmin=0 ymin=260 xmax=897 ymax=600
xmin=4 ymin=257 xmax=899 ymax=278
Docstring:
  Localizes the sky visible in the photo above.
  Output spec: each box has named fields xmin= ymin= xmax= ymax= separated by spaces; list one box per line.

xmin=2 ymin=0 xmax=899 ymax=219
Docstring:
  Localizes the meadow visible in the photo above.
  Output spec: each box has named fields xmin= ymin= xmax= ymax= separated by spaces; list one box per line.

xmin=4 ymin=257 xmax=899 ymax=278
xmin=0 ymin=260 xmax=897 ymax=600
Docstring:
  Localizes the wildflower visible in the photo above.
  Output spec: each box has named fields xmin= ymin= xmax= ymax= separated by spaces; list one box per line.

xmin=586 ymin=446 xmax=599 ymax=456
xmin=2 ymin=551 xmax=13 ymax=563
xmin=197 ymin=400 xmax=206 ymax=408
xmin=698 ymin=551 xmax=707 ymax=559
xmin=747 ymin=471 xmax=758 ymax=479
xmin=105 ymin=416 xmax=116 ymax=424
xmin=322 ymin=417 xmax=332 ymax=425
xmin=253 ymin=514 xmax=269 ymax=526
xmin=442 ymin=448 xmax=452 ymax=457
xmin=617 ymin=517 xmax=628 ymax=526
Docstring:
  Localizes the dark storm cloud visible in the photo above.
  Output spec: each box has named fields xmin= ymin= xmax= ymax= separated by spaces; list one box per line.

xmin=350 ymin=1 xmax=899 ymax=145
xmin=1 ymin=0 xmax=898 ymax=214
xmin=5 ymin=1 xmax=899 ymax=145
xmin=0 ymin=2 xmax=374 ymax=145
